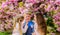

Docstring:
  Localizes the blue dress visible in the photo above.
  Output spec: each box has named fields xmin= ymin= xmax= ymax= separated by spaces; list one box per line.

xmin=23 ymin=20 xmax=35 ymax=35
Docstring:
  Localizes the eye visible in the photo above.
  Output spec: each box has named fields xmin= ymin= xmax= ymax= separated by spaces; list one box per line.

xmin=20 ymin=20 xmax=22 ymax=22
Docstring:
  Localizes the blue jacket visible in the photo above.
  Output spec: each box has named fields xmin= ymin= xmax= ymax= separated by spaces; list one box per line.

xmin=23 ymin=20 xmax=35 ymax=35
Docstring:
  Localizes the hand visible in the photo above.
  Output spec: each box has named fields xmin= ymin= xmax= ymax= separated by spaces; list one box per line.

xmin=25 ymin=23 xmax=28 ymax=28
xmin=32 ymin=32 xmax=36 ymax=35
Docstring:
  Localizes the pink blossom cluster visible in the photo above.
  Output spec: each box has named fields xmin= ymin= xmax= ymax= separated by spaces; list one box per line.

xmin=53 ymin=12 xmax=60 ymax=32
xmin=53 ymin=13 xmax=60 ymax=21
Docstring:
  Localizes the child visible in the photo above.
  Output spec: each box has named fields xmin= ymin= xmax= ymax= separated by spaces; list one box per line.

xmin=12 ymin=14 xmax=24 ymax=35
xmin=21 ymin=11 xmax=35 ymax=35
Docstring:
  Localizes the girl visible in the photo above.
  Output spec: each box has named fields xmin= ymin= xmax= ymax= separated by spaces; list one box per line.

xmin=12 ymin=14 xmax=24 ymax=35
xmin=34 ymin=12 xmax=47 ymax=35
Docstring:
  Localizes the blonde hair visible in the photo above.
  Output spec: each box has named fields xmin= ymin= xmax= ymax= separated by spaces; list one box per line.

xmin=13 ymin=15 xmax=24 ymax=35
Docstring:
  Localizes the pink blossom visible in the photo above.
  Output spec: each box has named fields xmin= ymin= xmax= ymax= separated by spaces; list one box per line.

xmin=1 ymin=24 xmax=4 ymax=27
xmin=55 ymin=0 xmax=60 ymax=2
xmin=18 ymin=7 xmax=24 ymax=14
xmin=5 ymin=25 xmax=9 ymax=30
xmin=12 ymin=13 xmax=16 ymax=16
xmin=25 ymin=0 xmax=36 ymax=3
xmin=39 ymin=0 xmax=44 ymax=2
xmin=40 ymin=4 xmax=45 ymax=8
xmin=9 ymin=4 xmax=14 ymax=10
xmin=14 ymin=2 xmax=18 ymax=6
xmin=1 ymin=2 xmax=7 ymax=8
xmin=50 ymin=33 xmax=55 ymax=35
xmin=0 ymin=14 xmax=3 ymax=18
xmin=53 ymin=15 xmax=60 ymax=21
xmin=6 ymin=1 xmax=12 ymax=4
xmin=23 ymin=9 xmax=29 ymax=14
xmin=33 ymin=7 xmax=40 ymax=11
xmin=14 ymin=0 xmax=18 ymax=1
xmin=55 ymin=0 xmax=60 ymax=6
xmin=6 ymin=12 xmax=11 ymax=15
xmin=3 ymin=16 xmax=9 ymax=18
xmin=7 ymin=23 xmax=12 ymax=29
xmin=50 ymin=0 xmax=54 ymax=4
xmin=56 ymin=22 xmax=60 ymax=26
xmin=55 ymin=7 xmax=59 ymax=11
xmin=24 ymin=3 xmax=33 ymax=8
xmin=9 ymin=0 xmax=18 ymax=2
xmin=45 ymin=5 xmax=51 ymax=12
xmin=0 ymin=10 xmax=3 ymax=12
xmin=57 ymin=27 xmax=60 ymax=32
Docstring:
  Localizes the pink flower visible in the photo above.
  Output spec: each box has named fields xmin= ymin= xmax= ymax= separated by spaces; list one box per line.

xmin=56 ymin=22 xmax=60 ymax=26
xmin=0 ymin=10 xmax=3 ymax=13
xmin=25 ymin=0 xmax=36 ymax=3
xmin=46 ymin=5 xmax=51 ymax=12
xmin=53 ymin=12 xmax=60 ymax=22
xmin=7 ymin=23 xmax=12 ymax=29
xmin=55 ymin=0 xmax=60 ymax=6
xmin=1 ymin=2 xmax=7 ymax=8
xmin=57 ymin=27 xmax=60 ymax=32
xmin=24 ymin=3 xmax=33 ymax=8
xmin=0 ymin=14 xmax=3 ymax=18
xmin=3 ymin=16 xmax=9 ymax=18
xmin=33 ymin=7 xmax=40 ymax=11
xmin=6 ymin=12 xmax=11 ymax=15
xmin=50 ymin=33 xmax=55 ymax=35
xmin=25 ymin=0 xmax=40 ymax=4
xmin=12 ymin=13 xmax=16 ymax=16
xmin=18 ymin=7 xmax=24 ymax=14
xmin=9 ymin=0 xmax=18 ymax=2
xmin=14 ymin=2 xmax=18 ymax=6
xmin=55 ymin=0 xmax=60 ymax=2
xmin=6 ymin=1 xmax=12 ymax=4
xmin=1 ymin=24 xmax=4 ymax=27
xmin=55 ymin=7 xmax=59 ymax=11
xmin=50 ymin=0 xmax=54 ymax=4
xmin=9 ymin=4 xmax=14 ymax=10
xmin=23 ymin=9 xmax=29 ymax=14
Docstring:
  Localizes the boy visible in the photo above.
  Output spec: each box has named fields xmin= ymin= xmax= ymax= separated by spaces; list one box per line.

xmin=21 ymin=11 xmax=35 ymax=35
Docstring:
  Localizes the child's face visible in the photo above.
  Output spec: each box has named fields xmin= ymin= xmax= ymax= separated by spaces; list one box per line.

xmin=24 ymin=14 xmax=31 ymax=22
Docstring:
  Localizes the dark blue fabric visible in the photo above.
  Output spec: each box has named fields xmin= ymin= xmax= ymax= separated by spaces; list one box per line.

xmin=26 ymin=20 xmax=34 ymax=35
xmin=23 ymin=20 xmax=35 ymax=35
xmin=23 ymin=22 xmax=26 ymax=28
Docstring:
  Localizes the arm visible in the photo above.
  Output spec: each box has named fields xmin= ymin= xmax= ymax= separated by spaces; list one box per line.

xmin=32 ymin=21 xmax=38 ymax=35
xmin=21 ymin=20 xmax=28 ymax=33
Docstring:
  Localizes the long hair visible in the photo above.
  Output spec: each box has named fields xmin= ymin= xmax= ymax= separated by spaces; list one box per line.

xmin=34 ymin=12 xmax=47 ymax=35
xmin=13 ymin=16 xmax=24 ymax=35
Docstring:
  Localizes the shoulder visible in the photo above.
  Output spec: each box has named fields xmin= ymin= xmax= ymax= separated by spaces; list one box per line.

xmin=21 ymin=20 xmax=26 ymax=26
xmin=32 ymin=20 xmax=36 ymax=24
xmin=30 ymin=20 xmax=35 ymax=24
xmin=32 ymin=20 xmax=38 ymax=27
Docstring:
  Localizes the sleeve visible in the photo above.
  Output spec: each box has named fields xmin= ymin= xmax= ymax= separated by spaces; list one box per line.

xmin=34 ymin=21 xmax=38 ymax=32
xmin=32 ymin=20 xmax=39 ymax=35
xmin=21 ymin=20 xmax=28 ymax=33
xmin=32 ymin=20 xmax=38 ymax=32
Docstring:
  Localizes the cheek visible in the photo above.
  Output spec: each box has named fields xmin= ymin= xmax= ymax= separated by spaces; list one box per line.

xmin=26 ymin=17 xmax=30 ymax=19
xmin=26 ymin=17 xmax=31 ymax=20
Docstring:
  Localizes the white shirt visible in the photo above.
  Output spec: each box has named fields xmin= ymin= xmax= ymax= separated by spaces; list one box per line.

xmin=12 ymin=22 xmax=20 ymax=35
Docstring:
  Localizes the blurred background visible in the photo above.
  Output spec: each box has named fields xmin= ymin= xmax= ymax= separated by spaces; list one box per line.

xmin=0 ymin=0 xmax=60 ymax=35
